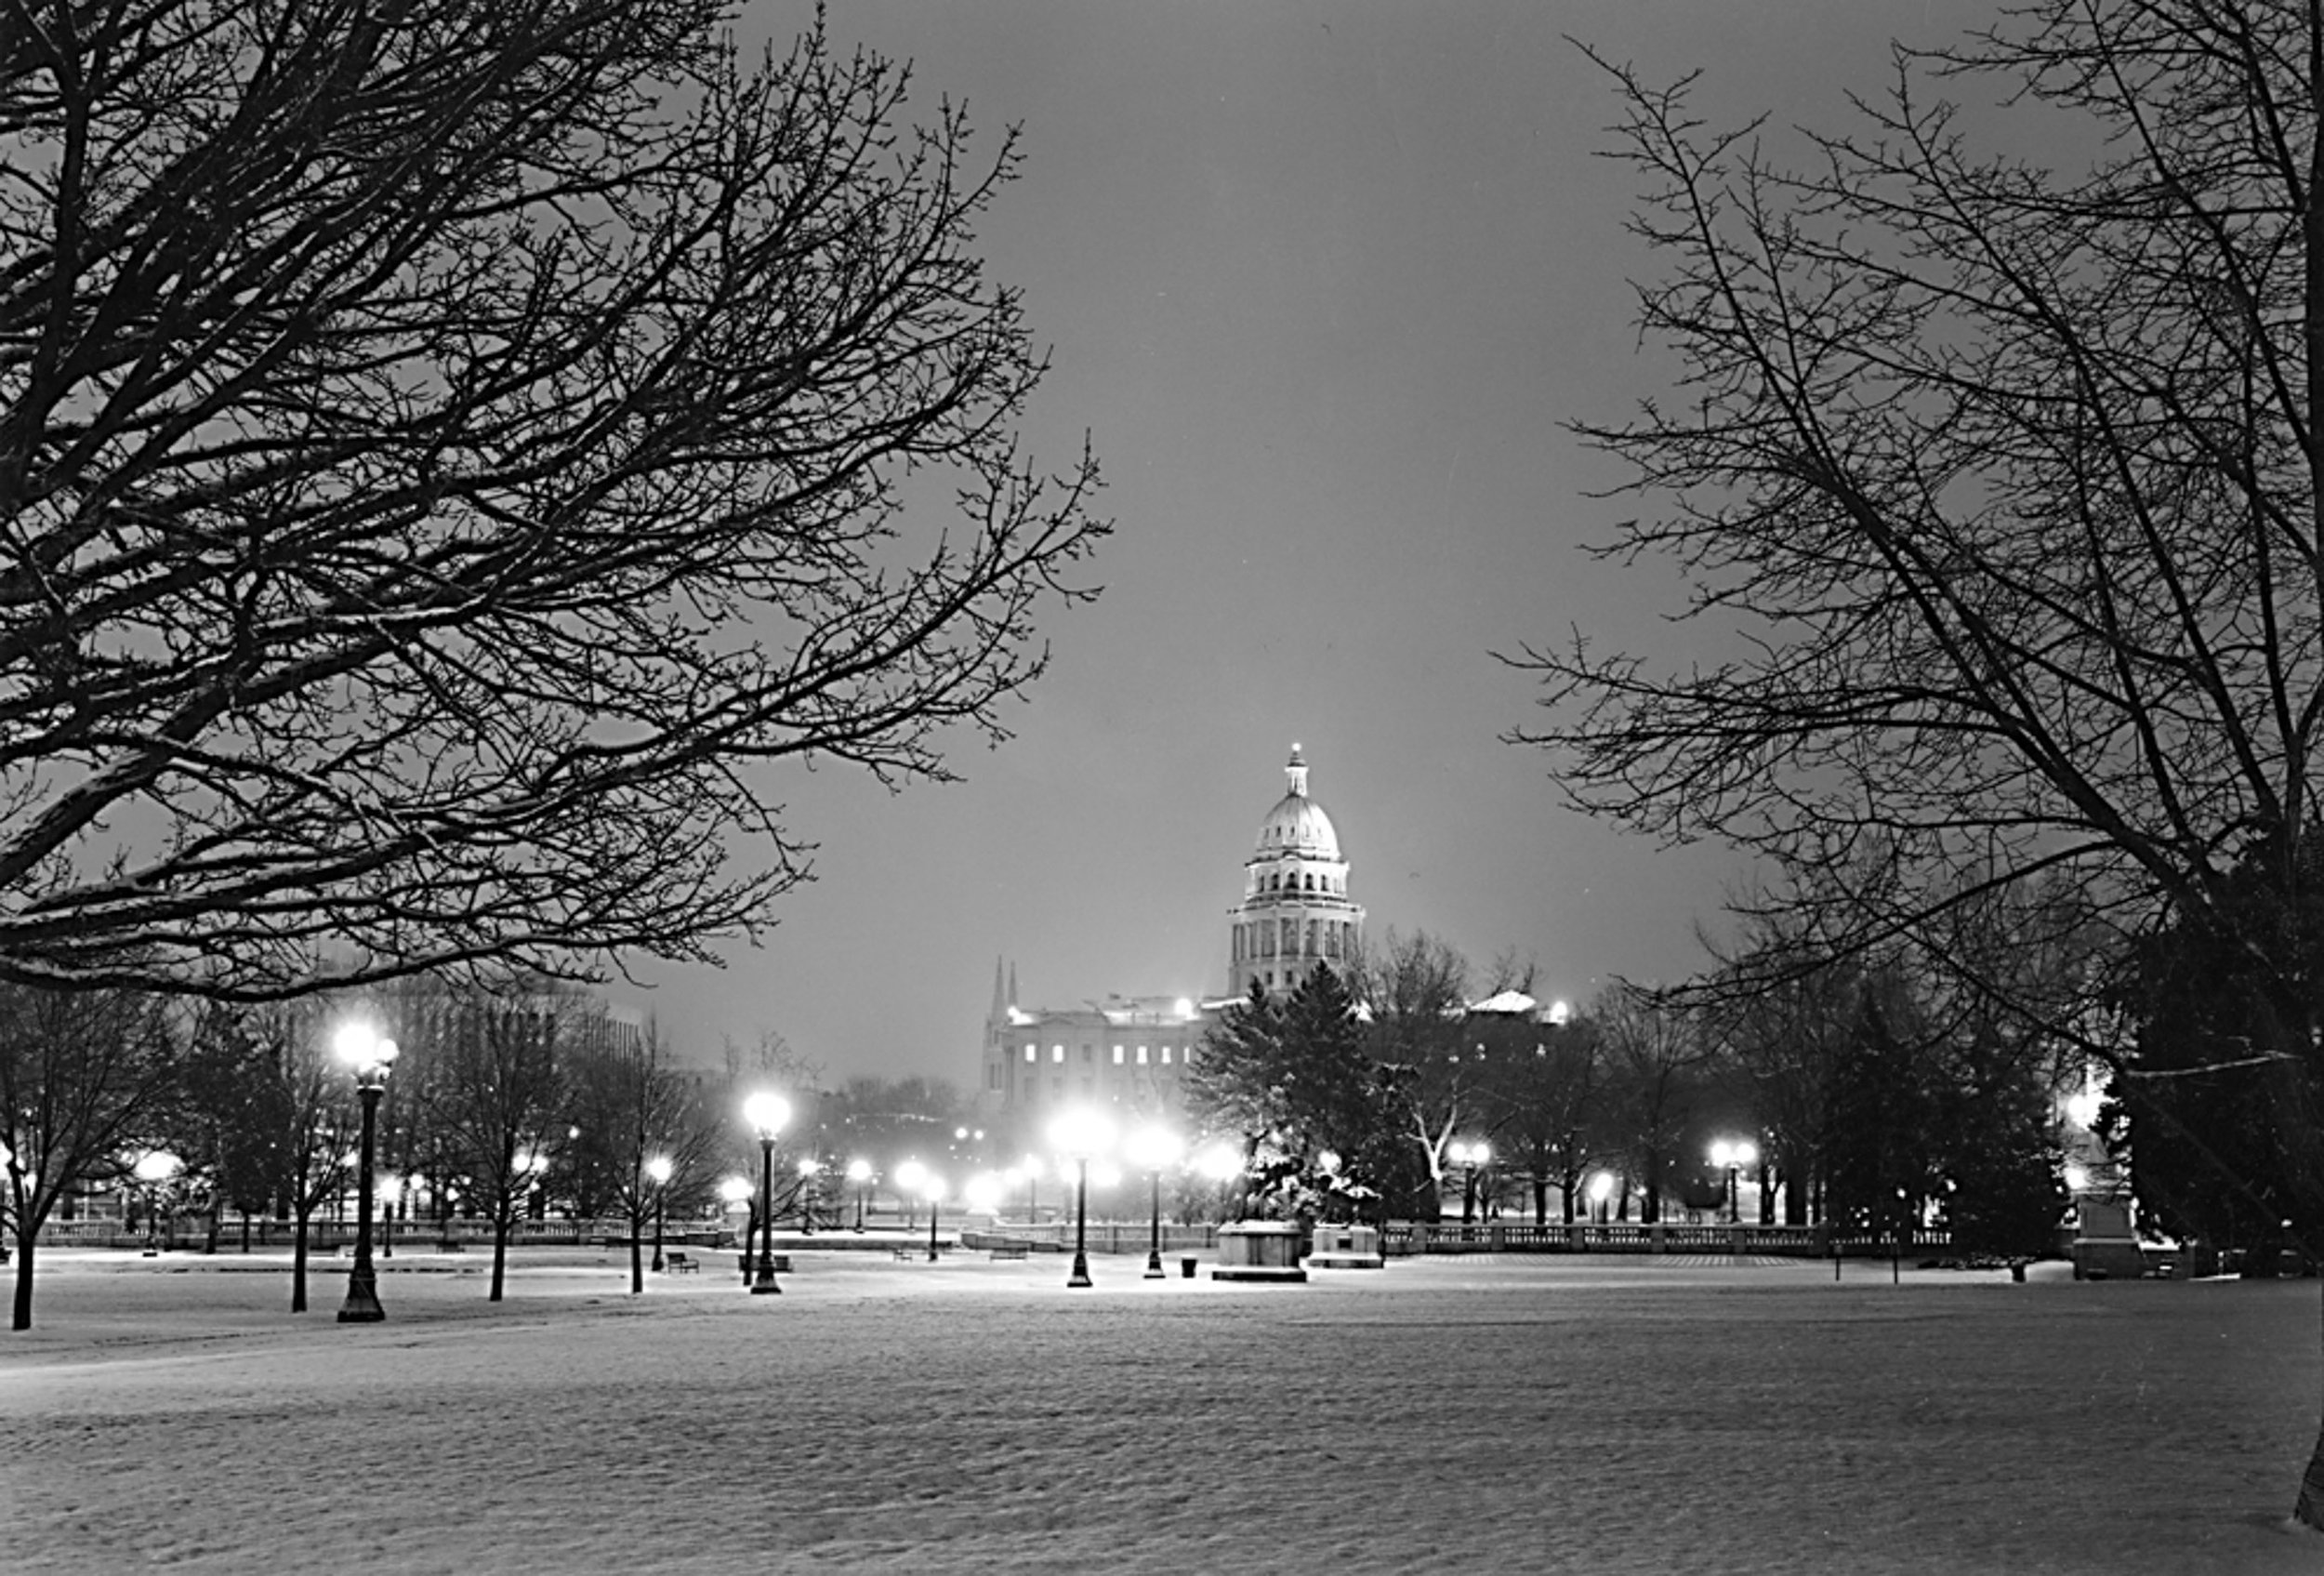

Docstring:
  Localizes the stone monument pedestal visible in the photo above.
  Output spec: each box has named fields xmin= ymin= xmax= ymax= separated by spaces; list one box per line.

xmin=1211 ymin=1221 xmax=1308 ymax=1283
xmin=1304 ymin=1222 xmax=1384 ymax=1270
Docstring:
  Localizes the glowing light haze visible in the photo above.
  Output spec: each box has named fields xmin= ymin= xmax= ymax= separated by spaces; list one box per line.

xmin=623 ymin=2 xmax=1998 ymax=1082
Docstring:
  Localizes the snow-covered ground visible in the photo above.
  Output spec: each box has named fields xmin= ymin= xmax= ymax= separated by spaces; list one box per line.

xmin=6 ymin=1245 xmax=2323 ymax=1574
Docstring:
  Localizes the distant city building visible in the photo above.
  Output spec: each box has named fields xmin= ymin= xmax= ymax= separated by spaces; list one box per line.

xmin=978 ymin=746 xmax=1367 ymax=1126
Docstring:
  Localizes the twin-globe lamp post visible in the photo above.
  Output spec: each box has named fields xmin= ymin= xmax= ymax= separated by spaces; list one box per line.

xmin=334 ymin=1022 xmax=399 ymax=1323
xmin=744 ymin=1092 xmax=790 ymax=1294
xmin=131 ymin=1149 xmax=180 ymax=1256
xmin=1126 ymin=1124 xmax=1182 ymax=1279
xmin=1449 ymin=1138 xmax=1491 ymax=1224
xmin=1587 ymin=1170 xmax=1617 ymax=1225
xmin=645 ymin=1155 xmax=674 ymax=1273
xmin=846 ymin=1158 xmax=874 ymax=1230
xmin=1049 ymin=1108 xmax=1115 ymax=1290
xmin=1709 ymin=1138 xmax=1761 ymax=1224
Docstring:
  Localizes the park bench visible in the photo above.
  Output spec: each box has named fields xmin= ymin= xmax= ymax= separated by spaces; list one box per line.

xmin=665 ymin=1252 xmax=698 ymax=1275
xmin=987 ymin=1242 xmax=1030 ymax=1261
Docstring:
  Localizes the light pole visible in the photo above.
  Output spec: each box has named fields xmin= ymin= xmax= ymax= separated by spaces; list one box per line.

xmin=1710 ymin=1139 xmax=1759 ymax=1224
xmin=1587 ymin=1170 xmax=1616 ymax=1225
xmin=376 ymin=1171 xmax=399 ymax=1260
xmin=920 ymin=1173 xmax=945 ymax=1262
xmin=1127 ymin=1124 xmax=1182 ymax=1279
xmin=1019 ymin=1154 xmax=1044 ymax=1224
xmin=132 ymin=1150 xmax=179 ymax=1256
xmin=846 ymin=1158 xmax=872 ymax=1230
xmin=719 ymin=1174 xmax=754 ymax=1281
xmin=1049 ymin=1108 xmax=1115 ymax=1290
xmin=743 ymin=1092 xmax=790 ymax=1295
xmin=796 ymin=1158 xmax=821 ymax=1235
xmin=645 ymin=1156 xmax=673 ymax=1272
xmin=334 ymin=1023 xmax=399 ymax=1323
xmin=1449 ymin=1139 xmax=1490 ymax=1224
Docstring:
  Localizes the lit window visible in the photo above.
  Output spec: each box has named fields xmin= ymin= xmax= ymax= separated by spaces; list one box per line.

xmin=1160 ymin=1046 xmax=1173 ymax=1065
xmin=1112 ymin=1045 xmax=1124 ymax=1065
xmin=1137 ymin=1046 xmax=1149 ymax=1065
xmin=1023 ymin=1045 xmax=1037 ymax=1064
xmin=1051 ymin=1045 xmax=1064 ymax=1064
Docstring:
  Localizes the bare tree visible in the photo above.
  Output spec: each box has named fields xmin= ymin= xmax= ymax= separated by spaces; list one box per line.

xmin=568 ymin=1019 xmax=720 ymax=1292
xmin=1507 ymin=1 xmax=2324 ymax=1525
xmin=0 ymin=0 xmax=1104 ymax=1001
xmin=182 ymin=1000 xmax=354 ymax=1312
xmin=1591 ymin=984 xmax=1713 ymax=1225
xmin=1349 ymin=930 xmax=1477 ymax=1200
xmin=0 ymin=979 xmax=177 ymax=1328
xmin=1479 ymin=1011 xmax=1604 ymax=1223
xmin=411 ymin=976 xmax=585 ymax=1302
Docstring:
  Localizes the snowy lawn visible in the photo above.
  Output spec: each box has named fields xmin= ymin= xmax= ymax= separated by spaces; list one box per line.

xmin=5 ymin=1246 xmax=2323 ymax=1575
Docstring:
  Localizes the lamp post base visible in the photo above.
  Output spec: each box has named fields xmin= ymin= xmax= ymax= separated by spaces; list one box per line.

xmin=750 ymin=1256 xmax=781 ymax=1294
xmin=1067 ymin=1251 xmax=1093 ymax=1289
xmin=1143 ymin=1250 xmax=1165 ymax=1279
xmin=337 ymin=1265 xmax=386 ymax=1322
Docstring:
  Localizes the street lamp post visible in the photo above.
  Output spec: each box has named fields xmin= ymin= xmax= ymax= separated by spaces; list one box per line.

xmin=1127 ymin=1125 xmax=1182 ymax=1279
xmin=719 ymin=1174 xmax=754 ymax=1282
xmin=132 ymin=1150 xmax=179 ymax=1256
xmin=376 ymin=1172 xmax=399 ymax=1261
xmin=846 ymin=1159 xmax=872 ymax=1230
xmin=645 ymin=1156 xmax=674 ymax=1273
xmin=334 ymin=1023 xmax=400 ymax=1323
xmin=1049 ymin=1109 xmax=1115 ymax=1290
xmin=1449 ymin=1140 xmax=1490 ymax=1225
xmin=1710 ymin=1139 xmax=1760 ymax=1224
xmin=921 ymin=1174 xmax=945 ymax=1262
xmin=1587 ymin=1170 xmax=1616 ymax=1225
xmin=796 ymin=1159 xmax=821 ymax=1236
xmin=743 ymin=1093 xmax=790 ymax=1295
xmin=1020 ymin=1155 xmax=1043 ymax=1224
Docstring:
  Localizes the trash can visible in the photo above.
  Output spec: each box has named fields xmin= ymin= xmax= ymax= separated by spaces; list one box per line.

xmin=1180 ymin=1256 xmax=1199 ymax=1278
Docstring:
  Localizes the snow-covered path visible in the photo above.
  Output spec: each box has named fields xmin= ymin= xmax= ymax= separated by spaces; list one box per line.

xmin=5 ymin=1249 xmax=2320 ymax=1574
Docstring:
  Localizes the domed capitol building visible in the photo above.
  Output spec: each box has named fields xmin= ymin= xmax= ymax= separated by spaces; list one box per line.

xmin=977 ymin=745 xmax=1365 ymax=1125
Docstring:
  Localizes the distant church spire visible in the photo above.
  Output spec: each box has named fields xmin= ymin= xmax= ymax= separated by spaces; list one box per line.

xmin=991 ymin=957 xmax=1008 ymax=1019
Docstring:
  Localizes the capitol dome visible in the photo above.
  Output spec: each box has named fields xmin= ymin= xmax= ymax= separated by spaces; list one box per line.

xmin=1256 ymin=750 xmax=1340 ymax=861
xmin=1225 ymin=744 xmax=1363 ymax=997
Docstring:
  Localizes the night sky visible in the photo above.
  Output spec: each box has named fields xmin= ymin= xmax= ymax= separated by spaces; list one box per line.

xmin=623 ymin=1 xmax=1994 ymax=1082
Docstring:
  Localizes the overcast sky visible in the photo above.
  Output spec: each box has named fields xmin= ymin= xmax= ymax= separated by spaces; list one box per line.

xmin=621 ymin=1 xmax=2006 ymax=1083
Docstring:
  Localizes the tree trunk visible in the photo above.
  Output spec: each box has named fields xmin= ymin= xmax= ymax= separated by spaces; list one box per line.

xmin=490 ymin=1211 xmax=510 ymax=1302
xmin=10 ymin=1231 xmax=33 ymax=1331
xmin=2298 ymin=1286 xmax=2324 ymax=1530
xmin=291 ymin=1211 xmax=310 ymax=1313
xmin=628 ymin=1205 xmax=644 ymax=1295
